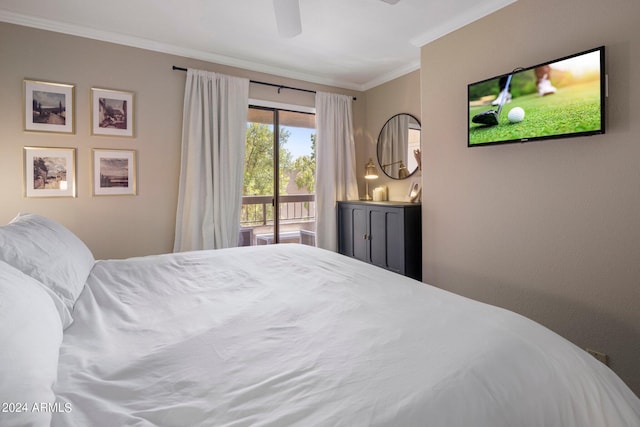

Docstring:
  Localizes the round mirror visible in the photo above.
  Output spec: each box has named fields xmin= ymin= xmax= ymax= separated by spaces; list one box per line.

xmin=376 ymin=113 xmax=421 ymax=180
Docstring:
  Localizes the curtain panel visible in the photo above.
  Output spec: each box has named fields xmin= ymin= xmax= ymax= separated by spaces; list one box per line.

xmin=315 ymin=91 xmax=359 ymax=251
xmin=173 ymin=69 xmax=249 ymax=252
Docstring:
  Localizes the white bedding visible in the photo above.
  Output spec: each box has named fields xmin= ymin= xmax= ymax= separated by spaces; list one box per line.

xmin=52 ymin=244 xmax=640 ymax=427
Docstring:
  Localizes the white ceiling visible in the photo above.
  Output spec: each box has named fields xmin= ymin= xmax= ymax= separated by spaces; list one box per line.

xmin=0 ymin=0 xmax=517 ymax=91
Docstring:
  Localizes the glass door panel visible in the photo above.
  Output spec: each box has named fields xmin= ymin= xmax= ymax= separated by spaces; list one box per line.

xmin=242 ymin=107 xmax=275 ymax=246
xmin=242 ymin=106 xmax=316 ymax=246
xmin=277 ymin=110 xmax=316 ymax=246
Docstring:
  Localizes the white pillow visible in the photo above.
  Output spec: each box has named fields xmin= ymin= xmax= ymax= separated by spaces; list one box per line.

xmin=0 ymin=213 xmax=95 ymax=318
xmin=0 ymin=261 xmax=64 ymax=427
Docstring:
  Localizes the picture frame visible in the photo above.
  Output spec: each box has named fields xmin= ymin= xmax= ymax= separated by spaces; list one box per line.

xmin=92 ymin=149 xmax=137 ymax=196
xmin=24 ymin=80 xmax=75 ymax=134
xmin=408 ymin=178 xmax=421 ymax=203
xmin=91 ymin=88 xmax=134 ymax=137
xmin=24 ymin=147 xmax=77 ymax=198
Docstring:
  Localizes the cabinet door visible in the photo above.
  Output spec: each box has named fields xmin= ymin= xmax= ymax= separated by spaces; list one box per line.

xmin=338 ymin=203 xmax=367 ymax=262
xmin=351 ymin=206 xmax=368 ymax=261
xmin=369 ymin=207 xmax=404 ymax=273
xmin=384 ymin=210 xmax=404 ymax=274
xmin=368 ymin=208 xmax=388 ymax=267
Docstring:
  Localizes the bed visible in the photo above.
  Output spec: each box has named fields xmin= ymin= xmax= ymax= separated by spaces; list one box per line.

xmin=1 ymin=213 xmax=639 ymax=427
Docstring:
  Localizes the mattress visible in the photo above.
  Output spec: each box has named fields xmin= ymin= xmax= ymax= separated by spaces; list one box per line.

xmin=48 ymin=244 xmax=640 ymax=426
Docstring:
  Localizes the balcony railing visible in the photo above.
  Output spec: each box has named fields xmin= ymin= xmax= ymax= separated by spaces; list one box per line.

xmin=240 ymin=194 xmax=315 ymax=226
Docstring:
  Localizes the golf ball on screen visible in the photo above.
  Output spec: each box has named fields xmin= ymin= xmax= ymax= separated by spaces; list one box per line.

xmin=508 ymin=107 xmax=525 ymax=123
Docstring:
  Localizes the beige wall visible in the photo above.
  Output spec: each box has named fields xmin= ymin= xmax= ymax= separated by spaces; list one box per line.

xmin=360 ymin=70 xmax=421 ymax=201
xmin=0 ymin=22 xmax=363 ymax=259
xmin=421 ymin=0 xmax=640 ymax=394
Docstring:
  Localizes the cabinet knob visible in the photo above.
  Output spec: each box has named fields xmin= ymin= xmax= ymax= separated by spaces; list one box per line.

xmin=362 ymin=233 xmax=368 ymax=240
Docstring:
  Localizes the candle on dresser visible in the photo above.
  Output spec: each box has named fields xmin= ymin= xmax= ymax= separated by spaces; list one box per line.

xmin=373 ymin=187 xmax=383 ymax=201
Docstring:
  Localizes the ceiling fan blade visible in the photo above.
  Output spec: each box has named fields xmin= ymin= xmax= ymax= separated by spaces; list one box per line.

xmin=273 ymin=0 xmax=302 ymax=38
xmin=380 ymin=0 xmax=401 ymax=4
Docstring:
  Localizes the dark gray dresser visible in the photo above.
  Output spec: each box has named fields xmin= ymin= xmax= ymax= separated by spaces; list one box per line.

xmin=337 ymin=201 xmax=422 ymax=280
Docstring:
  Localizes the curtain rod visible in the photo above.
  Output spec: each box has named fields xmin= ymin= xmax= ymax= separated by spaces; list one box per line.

xmin=172 ymin=66 xmax=356 ymax=100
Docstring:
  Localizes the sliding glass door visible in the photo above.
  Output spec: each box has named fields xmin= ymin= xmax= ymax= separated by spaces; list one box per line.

xmin=240 ymin=105 xmax=316 ymax=246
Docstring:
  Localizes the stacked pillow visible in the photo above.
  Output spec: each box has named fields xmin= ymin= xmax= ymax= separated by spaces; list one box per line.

xmin=0 ymin=261 xmax=66 ymax=426
xmin=0 ymin=213 xmax=95 ymax=327
xmin=0 ymin=213 xmax=95 ymax=426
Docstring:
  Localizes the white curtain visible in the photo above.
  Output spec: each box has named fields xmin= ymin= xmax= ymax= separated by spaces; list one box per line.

xmin=173 ymin=69 xmax=249 ymax=252
xmin=315 ymin=91 xmax=359 ymax=251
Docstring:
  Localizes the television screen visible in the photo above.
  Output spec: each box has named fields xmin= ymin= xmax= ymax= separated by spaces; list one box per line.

xmin=468 ymin=46 xmax=605 ymax=147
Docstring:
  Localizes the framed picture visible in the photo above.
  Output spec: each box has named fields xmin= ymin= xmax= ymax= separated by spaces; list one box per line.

xmin=408 ymin=178 xmax=421 ymax=203
xmin=24 ymin=80 xmax=75 ymax=134
xmin=92 ymin=149 xmax=137 ymax=196
xmin=91 ymin=88 xmax=134 ymax=137
xmin=24 ymin=147 xmax=76 ymax=198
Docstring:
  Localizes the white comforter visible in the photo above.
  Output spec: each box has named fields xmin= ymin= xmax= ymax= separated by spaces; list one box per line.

xmin=53 ymin=244 xmax=640 ymax=427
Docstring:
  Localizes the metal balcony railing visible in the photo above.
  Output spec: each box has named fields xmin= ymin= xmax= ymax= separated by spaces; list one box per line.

xmin=240 ymin=194 xmax=316 ymax=226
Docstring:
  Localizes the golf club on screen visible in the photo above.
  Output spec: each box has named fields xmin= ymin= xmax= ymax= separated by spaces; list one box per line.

xmin=472 ymin=74 xmax=513 ymax=126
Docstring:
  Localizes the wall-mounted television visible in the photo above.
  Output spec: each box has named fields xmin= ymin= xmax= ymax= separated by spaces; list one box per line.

xmin=468 ymin=46 xmax=606 ymax=147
